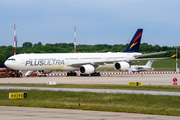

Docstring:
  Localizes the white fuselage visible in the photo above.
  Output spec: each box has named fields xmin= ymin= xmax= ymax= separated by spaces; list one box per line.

xmin=4 ymin=52 xmax=141 ymax=71
xmin=129 ymin=65 xmax=152 ymax=72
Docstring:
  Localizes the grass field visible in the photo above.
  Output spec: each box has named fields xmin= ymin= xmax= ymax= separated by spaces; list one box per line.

xmin=1 ymin=84 xmax=180 ymax=116
xmin=1 ymin=83 xmax=180 ymax=92
xmin=0 ymin=89 xmax=180 ymax=116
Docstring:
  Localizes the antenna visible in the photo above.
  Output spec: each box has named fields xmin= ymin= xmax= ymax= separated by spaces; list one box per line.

xmin=73 ymin=26 xmax=78 ymax=53
xmin=12 ymin=24 xmax=18 ymax=55
xmin=127 ymin=38 xmax=130 ymax=43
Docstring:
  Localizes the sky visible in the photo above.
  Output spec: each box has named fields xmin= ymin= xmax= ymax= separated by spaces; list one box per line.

xmin=0 ymin=0 xmax=180 ymax=47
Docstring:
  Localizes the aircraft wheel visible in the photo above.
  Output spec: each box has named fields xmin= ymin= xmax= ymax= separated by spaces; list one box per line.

xmin=17 ymin=73 xmax=21 ymax=78
xmin=18 ymin=74 xmax=22 ymax=78
xmin=73 ymin=73 xmax=77 ymax=76
xmin=97 ymin=72 xmax=101 ymax=76
xmin=67 ymin=73 xmax=70 ymax=76
xmin=91 ymin=73 xmax=94 ymax=76
xmin=94 ymin=72 xmax=97 ymax=76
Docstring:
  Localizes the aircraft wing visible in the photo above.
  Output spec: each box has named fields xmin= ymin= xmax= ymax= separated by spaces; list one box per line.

xmin=67 ymin=61 xmax=101 ymax=67
xmin=130 ymin=57 xmax=170 ymax=62
xmin=67 ymin=57 xmax=170 ymax=67
xmin=67 ymin=59 xmax=123 ymax=67
xmin=134 ymin=51 xmax=167 ymax=58
xmin=67 ymin=51 xmax=169 ymax=67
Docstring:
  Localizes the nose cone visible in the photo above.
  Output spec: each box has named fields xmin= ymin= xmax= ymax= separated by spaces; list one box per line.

xmin=4 ymin=60 xmax=17 ymax=69
xmin=4 ymin=60 xmax=9 ymax=67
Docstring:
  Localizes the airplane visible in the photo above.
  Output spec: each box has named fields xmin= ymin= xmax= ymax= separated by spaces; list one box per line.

xmin=128 ymin=60 xmax=154 ymax=72
xmin=4 ymin=29 xmax=168 ymax=76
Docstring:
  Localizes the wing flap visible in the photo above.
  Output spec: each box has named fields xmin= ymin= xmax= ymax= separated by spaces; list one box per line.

xmin=130 ymin=57 xmax=170 ymax=62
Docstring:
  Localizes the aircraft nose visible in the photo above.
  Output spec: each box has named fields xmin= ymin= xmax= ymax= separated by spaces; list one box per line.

xmin=4 ymin=60 xmax=9 ymax=67
xmin=4 ymin=60 xmax=13 ymax=68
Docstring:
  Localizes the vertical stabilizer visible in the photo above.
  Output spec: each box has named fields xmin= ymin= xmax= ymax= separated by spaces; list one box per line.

xmin=145 ymin=60 xmax=154 ymax=67
xmin=123 ymin=29 xmax=143 ymax=52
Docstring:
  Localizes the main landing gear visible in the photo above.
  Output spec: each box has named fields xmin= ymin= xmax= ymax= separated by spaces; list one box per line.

xmin=80 ymin=72 xmax=101 ymax=76
xmin=67 ymin=71 xmax=77 ymax=76
xmin=67 ymin=71 xmax=101 ymax=77
xmin=90 ymin=72 xmax=101 ymax=76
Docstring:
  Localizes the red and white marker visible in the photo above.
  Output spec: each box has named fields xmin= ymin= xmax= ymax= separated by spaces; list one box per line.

xmin=73 ymin=26 xmax=78 ymax=53
xmin=12 ymin=24 xmax=18 ymax=55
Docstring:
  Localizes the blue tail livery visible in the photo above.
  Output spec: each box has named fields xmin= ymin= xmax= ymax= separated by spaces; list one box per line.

xmin=123 ymin=29 xmax=143 ymax=52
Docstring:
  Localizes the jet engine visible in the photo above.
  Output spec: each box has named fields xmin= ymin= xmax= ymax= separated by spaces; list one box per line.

xmin=79 ymin=64 xmax=95 ymax=74
xmin=114 ymin=62 xmax=130 ymax=71
xmin=39 ymin=70 xmax=53 ymax=74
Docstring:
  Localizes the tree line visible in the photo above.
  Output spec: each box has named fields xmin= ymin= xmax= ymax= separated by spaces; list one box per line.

xmin=0 ymin=42 xmax=178 ymax=67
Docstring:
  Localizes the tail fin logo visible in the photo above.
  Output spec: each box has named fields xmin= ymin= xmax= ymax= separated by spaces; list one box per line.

xmin=129 ymin=42 xmax=138 ymax=49
xmin=129 ymin=32 xmax=142 ymax=49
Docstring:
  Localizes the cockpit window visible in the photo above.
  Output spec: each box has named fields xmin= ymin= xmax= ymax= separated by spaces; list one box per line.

xmin=8 ymin=58 xmax=16 ymax=61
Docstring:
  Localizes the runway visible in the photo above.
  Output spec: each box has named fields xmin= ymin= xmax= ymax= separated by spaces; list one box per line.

xmin=0 ymin=106 xmax=179 ymax=120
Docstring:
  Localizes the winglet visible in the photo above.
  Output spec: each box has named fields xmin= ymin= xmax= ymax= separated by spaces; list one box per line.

xmin=123 ymin=29 xmax=143 ymax=52
xmin=170 ymin=54 xmax=176 ymax=58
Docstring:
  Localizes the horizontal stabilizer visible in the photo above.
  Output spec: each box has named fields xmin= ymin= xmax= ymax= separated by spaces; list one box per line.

xmin=134 ymin=51 xmax=168 ymax=58
xmin=170 ymin=54 xmax=176 ymax=58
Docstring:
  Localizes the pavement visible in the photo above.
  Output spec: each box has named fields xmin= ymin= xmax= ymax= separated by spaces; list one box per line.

xmin=0 ymin=106 xmax=180 ymax=120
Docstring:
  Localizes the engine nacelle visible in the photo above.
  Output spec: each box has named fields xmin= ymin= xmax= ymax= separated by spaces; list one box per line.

xmin=114 ymin=62 xmax=130 ymax=71
xmin=79 ymin=64 xmax=95 ymax=74
xmin=39 ymin=70 xmax=53 ymax=74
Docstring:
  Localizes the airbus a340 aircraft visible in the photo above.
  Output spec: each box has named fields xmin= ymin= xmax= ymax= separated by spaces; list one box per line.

xmin=4 ymin=29 xmax=168 ymax=76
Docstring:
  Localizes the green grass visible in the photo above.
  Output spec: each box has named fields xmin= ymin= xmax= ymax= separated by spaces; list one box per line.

xmin=1 ymin=83 xmax=180 ymax=92
xmin=97 ymin=59 xmax=179 ymax=71
xmin=1 ymin=89 xmax=180 ymax=116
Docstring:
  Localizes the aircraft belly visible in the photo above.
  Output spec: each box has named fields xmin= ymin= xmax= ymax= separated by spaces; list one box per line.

xmin=98 ymin=64 xmax=114 ymax=69
xmin=60 ymin=66 xmax=78 ymax=71
xmin=21 ymin=64 xmax=64 ymax=71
